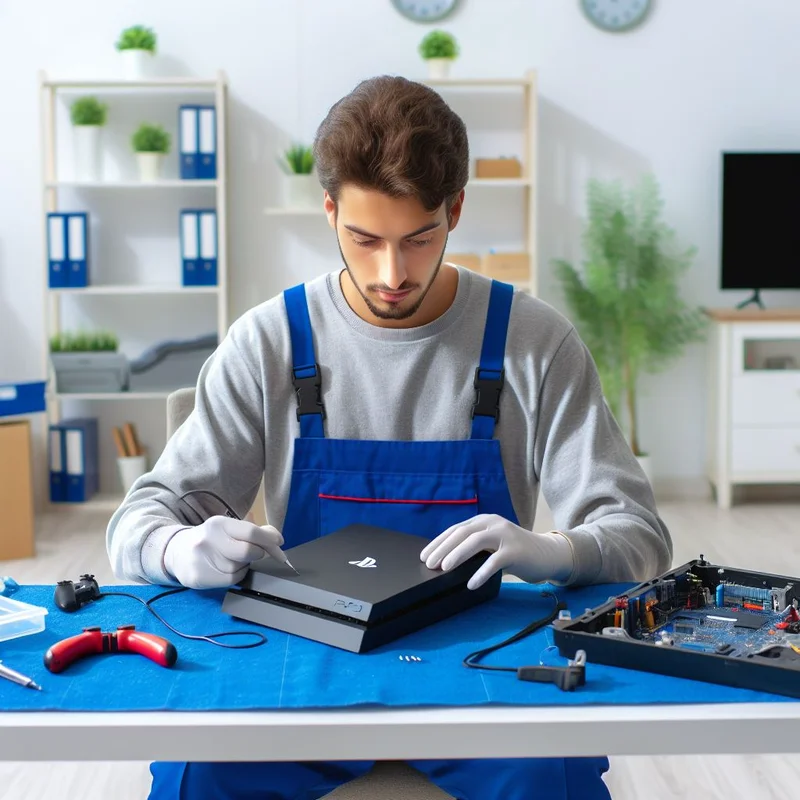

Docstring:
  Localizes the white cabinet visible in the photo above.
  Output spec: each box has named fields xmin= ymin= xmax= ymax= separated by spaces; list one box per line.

xmin=707 ymin=310 xmax=800 ymax=507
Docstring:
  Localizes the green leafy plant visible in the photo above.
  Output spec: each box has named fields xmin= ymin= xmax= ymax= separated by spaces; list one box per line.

xmin=131 ymin=123 xmax=171 ymax=153
xmin=50 ymin=330 xmax=119 ymax=353
xmin=419 ymin=30 xmax=459 ymax=60
xmin=70 ymin=97 xmax=108 ymax=126
xmin=280 ymin=144 xmax=315 ymax=175
xmin=553 ymin=174 xmax=708 ymax=457
xmin=115 ymin=25 xmax=157 ymax=53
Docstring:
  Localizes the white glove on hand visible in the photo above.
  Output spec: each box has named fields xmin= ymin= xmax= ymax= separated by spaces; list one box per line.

xmin=163 ymin=516 xmax=285 ymax=590
xmin=420 ymin=514 xmax=574 ymax=590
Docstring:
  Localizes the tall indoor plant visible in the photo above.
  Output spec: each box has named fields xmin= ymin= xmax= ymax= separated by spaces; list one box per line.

xmin=70 ymin=97 xmax=108 ymax=181
xmin=553 ymin=174 xmax=707 ymax=480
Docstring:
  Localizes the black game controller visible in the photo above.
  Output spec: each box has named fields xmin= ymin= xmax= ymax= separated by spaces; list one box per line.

xmin=55 ymin=574 xmax=101 ymax=612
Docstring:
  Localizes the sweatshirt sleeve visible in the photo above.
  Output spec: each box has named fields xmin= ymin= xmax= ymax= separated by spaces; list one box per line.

xmin=533 ymin=328 xmax=673 ymax=586
xmin=105 ymin=321 xmax=266 ymax=585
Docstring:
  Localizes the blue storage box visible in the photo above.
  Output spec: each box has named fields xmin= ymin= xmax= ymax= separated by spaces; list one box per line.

xmin=0 ymin=381 xmax=46 ymax=418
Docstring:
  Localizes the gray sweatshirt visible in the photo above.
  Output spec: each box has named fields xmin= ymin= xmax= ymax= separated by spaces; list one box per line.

xmin=106 ymin=266 xmax=673 ymax=587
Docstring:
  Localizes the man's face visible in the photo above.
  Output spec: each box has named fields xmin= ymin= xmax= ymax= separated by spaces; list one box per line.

xmin=325 ymin=185 xmax=464 ymax=326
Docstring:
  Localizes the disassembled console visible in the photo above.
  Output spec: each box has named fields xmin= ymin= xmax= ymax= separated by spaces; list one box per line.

xmin=553 ymin=556 xmax=800 ymax=698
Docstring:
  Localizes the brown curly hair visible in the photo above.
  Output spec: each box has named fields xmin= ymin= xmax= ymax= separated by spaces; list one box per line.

xmin=313 ymin=75 xmax=469 ymax=213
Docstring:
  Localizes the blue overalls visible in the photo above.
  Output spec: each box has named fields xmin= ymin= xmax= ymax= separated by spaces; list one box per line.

xmin=149 ymin=279 xmax=611 ymax=800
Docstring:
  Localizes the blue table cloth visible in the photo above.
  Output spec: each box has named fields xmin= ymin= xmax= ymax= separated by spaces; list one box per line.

xmin=0 ymin=582 xmax=793 ymax=711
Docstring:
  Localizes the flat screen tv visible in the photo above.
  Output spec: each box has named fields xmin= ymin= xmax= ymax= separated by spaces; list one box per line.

xmin=721 ymin=152 xmax=800 ymax=308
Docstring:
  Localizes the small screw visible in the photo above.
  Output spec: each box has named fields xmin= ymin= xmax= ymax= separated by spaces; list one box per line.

xmin=398 ymin=655 xmax=422 ymax=662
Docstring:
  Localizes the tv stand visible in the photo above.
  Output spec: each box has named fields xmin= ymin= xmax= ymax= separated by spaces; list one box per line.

xmin=736 ymin=289 xmax=765 ymax=310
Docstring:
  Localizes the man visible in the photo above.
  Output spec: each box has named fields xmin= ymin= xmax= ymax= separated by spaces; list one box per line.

xmin=107 ymin=74 xmax=672 ymax=800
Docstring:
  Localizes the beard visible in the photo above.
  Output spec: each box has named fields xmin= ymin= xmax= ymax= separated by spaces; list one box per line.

xmin=336 ymin=235 xmax=448 ymax=321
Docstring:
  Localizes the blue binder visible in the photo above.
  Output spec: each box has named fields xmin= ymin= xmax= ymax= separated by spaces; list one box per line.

xmin=59 ymin=417 xmax=99 ymax=503
xmin=181 ymin=209 xmax=217 ymax=286
xmin=179 ymin=105 xmax=199 ymax=180
xmin=197 ymin=106 xmax=217 ymax=180
xmin=47 ymin=213 xmax=68 ymax=288
xmin=48 ymin=423 xmax=66 ymax=502
xmin=66 ymin=212 xmax=89 ymax=287
xmin=198 ymin=209 xmax=218 ymax=285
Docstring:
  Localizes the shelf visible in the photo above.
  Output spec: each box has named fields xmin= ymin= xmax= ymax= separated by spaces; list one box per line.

xmin=263 ymin=179 xmax=530 ymax=215
xmin=43 ymin=77 xmax=219 ymax=92
xmin=50 ymin=285 xmax=219 ymax=296
xmin=423 ymin=78 xmax=529 ymax=88
xmin=52 ymin=492 xmax=127 ymax=512
xmin=52 ymin=391 xmax=174 ymax=401
xmin=45 ymin=180 xmax=218 ymax=189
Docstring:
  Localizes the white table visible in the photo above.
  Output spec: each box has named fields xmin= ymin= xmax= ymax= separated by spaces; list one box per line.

xmin=1 ymin=703 xmax=799 ymax=762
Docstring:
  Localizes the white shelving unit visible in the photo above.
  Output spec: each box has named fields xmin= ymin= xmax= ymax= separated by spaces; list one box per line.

xmin=38 ymin=70 xmax=229 ymax=505
xmin=264 ymin=71 xmax=538 ymax=294
xmin=264 ymin=70 xmax=538 ymax=295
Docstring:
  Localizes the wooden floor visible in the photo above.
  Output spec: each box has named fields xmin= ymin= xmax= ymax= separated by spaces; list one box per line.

xmin=0 ymin=496 xmax=798 ymax=799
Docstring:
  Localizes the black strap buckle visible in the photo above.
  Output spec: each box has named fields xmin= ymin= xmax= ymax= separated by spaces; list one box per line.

xmin=472 ymin=367 xmax=505 ymax=421
xmin=292 ymin=365 xmax=325 ymax=421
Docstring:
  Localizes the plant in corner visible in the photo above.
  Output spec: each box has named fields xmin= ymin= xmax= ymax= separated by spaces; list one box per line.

xmin=70 ymin=97 xmax=108 ymax=182
xmin=131 ymin=123 xmax=171 ymax=182
xmin=419 ymin=30 xmax=459 ymax=79
xmin=115 ymin=25 xmax=157 ymax=79
xmin=278 ymin=143 xmax=319 ymax=208
xmin=553 ymin=174 xmax=708 ymax=479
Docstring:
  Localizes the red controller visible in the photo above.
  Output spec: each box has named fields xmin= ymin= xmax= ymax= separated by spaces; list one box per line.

xmin=43 ymin=625 xmax=178 ymax=674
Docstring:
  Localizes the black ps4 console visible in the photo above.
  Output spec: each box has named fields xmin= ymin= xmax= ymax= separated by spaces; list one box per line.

xmin=222 ymin=524 xmax=501 ymax=653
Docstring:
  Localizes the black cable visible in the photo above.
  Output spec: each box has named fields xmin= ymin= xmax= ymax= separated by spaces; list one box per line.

xmin=98 ymin=588 xmax=267 ymax=649
xmin=91 ymin=488 xmax=269 ymax=649
xmin=462 ymin=590 xmax=566 ymax=672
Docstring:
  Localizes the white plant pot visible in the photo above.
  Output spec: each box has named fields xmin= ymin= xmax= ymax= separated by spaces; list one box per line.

xmin=120 ymin=48 xmax=153 ymax=80
xmin=636 ymin=454 xmax=654 ymax=487
xmin=426 ymin=58 xmax=453 ymax=79
xmin=136 ymin=152 xmax=164 ymax=182
xmin=285 ymin=173 xmax=321 ymax=209
xmin=73 ymin=125 xmax=103 ymax=182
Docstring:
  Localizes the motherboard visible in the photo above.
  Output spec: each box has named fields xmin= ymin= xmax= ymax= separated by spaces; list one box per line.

xmin=553 ymin=556 xmax=800 ymax=697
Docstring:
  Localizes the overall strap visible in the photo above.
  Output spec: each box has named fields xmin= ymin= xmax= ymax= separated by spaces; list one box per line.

xmin=284 ymin=284 xmax=326 ymax=438
xmin=471 ymin=280 xmax=514 ymax=440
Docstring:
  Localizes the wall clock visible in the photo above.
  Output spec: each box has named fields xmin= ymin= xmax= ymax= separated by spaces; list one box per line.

xmin=580 ymin=0 xmax=653 ymax=32
xmin=391 ymin=0 xmax=460 ymax=23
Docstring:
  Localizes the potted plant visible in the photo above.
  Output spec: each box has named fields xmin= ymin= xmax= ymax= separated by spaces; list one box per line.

xmin=70 ymin=97 xmax=108 ymax=182
xmin=553 ymin=174 xmax=708 ymax=484
xmin=49 ymin=330 xmax=129 ymax=393
xmin=277 ymin=143 xmax=319 ymax=208
xmin=419 ymin=30 xmax=459 ymax=79
xmin=115 ymin=25 xmax=157 ymax=79
xmin=131 ymin=123 xmax=171 ymax=182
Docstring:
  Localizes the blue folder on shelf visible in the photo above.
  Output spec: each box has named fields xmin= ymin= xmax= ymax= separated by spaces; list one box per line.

xmin=180 ymin=209 xmax=217 ymax=286
xmin=46 ymin=213 xmax=68 ymax=288
xmin=49 ymin=417 xmax=98 ymax=503
xmin=47 ymin=212 xmax=89 ymax=287
xmin=197 ymin=106 xmax=217 ymax=180
xmin=179 ymin=105 xmax=217 ymax=181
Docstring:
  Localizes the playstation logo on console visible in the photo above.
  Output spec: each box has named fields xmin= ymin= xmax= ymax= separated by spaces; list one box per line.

xmin=349 ymin=557 xmax=377 ymax=568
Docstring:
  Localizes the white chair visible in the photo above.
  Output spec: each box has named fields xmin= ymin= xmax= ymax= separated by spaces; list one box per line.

xmin=166 ymin=387 xmax=453 ymax=799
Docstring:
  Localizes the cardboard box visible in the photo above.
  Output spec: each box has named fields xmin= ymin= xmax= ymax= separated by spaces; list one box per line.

xmin=0 ymin=420 xmax=35 ymax=560
xmin=475 ymin=158 xmax=523 ymax=179
xmin=444 ymin=252 xmax=482 ymax=273
xmin=481 ymin=252 xmax=531 ymax=281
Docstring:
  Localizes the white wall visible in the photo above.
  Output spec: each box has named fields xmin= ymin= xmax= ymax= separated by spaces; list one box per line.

xmin=3 ymin=0 xmax=800 ymax=498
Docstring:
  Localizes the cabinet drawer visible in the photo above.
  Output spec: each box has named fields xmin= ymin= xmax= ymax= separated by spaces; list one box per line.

xmin=731 ymin=427 xmax=800 ymax=474
xmin=731 ymin=374 xmax=800 ymax=425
